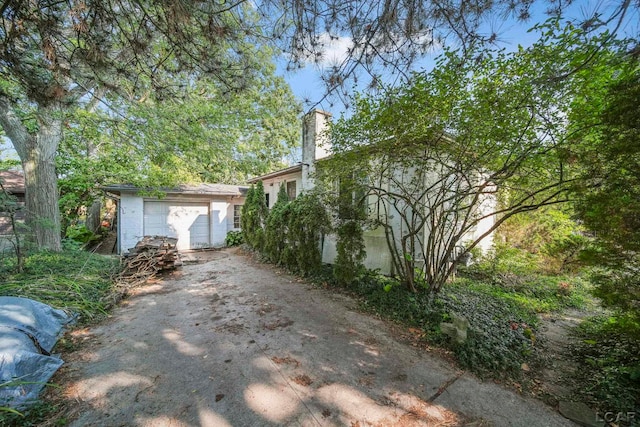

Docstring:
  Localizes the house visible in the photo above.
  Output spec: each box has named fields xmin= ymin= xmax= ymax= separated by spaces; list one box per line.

xmin=248 ymin=110 xmax=496 ymax=275
xmin=104 ymin=183 xmax=247 ymax=254
xmin=0 ymin=170 xmax=26 ymax=250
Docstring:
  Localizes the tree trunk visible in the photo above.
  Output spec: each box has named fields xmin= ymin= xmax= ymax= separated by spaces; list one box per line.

xmin=86 ymin=199 xmax=102 ymax=233
xmin=0 ymin=98 xmax=62 ymax=251
xmin=23 ymin=134 xmax=62 ymax=251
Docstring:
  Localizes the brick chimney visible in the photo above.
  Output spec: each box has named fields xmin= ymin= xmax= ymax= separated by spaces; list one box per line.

xmin=301 ymin=109 xmax=332 ymax=191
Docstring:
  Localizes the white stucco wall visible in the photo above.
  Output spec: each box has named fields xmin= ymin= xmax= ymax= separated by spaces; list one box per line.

xmin=321 ymin=226 xmax=393 ymax=275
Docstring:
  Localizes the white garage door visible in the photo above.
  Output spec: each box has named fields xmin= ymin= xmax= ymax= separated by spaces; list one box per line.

xmin=144 ymin=201 xmax=210 ymax=250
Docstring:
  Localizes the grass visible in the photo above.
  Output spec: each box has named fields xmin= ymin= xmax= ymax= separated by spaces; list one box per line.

xmin=0 ymin=248 xmax=120 ymax=323
xmin=0 ymin=248 xmax=121 ymax=426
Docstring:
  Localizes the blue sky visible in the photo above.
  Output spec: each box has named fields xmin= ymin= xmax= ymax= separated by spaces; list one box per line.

xmin=278 ymin=0 xmax=638 ymax=118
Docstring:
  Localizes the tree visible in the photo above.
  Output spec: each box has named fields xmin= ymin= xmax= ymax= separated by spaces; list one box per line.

xmin=323 ymin=21 xmax=621 ymax=293
xmin=262 ymin=0 xmax=637 ymax=107
xmin=2 ymin=0 xmax=635 ymax=251
xmin=569 ymin=58 xmax=640 ymax=319
xmin=0 ymin=1 xmax=274 ymax=250
xmin=56 ymin=60 xmax=300 ymax=231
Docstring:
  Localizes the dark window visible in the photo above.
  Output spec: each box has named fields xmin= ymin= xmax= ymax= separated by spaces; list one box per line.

xmin=234 ymin=205 xmax=242 ymax=228
xmin=287 ymin=181 xmax=297 ymax=201
xmin=265 ymin=193 xmax=270 ymax=208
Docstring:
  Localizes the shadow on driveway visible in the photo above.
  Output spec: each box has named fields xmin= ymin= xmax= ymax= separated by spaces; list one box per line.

xmin=56 ymin=249 xmax=574 ymax=427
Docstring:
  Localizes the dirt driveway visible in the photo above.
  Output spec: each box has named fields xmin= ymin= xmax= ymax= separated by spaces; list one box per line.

xmin=60 ymin=249 xmax=574 ymax=426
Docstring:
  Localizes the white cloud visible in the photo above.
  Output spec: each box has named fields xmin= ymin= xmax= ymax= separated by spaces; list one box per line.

xmin=301 ymin=33 xmax=353 ymax=68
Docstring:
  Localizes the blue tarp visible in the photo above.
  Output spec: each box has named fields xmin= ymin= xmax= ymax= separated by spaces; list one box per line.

xmin=0 ymin=297 xmax=74 ymax=409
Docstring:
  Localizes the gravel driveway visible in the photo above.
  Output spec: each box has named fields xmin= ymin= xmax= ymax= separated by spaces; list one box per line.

xmin=61 ymin=249 xmax=574 ymax=427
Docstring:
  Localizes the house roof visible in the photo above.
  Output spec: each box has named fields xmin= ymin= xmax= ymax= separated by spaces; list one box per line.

xmin=246 ymin=164 xmax=303 ymax=183
xmin=0 ymin=170 xmax=25 ymax=193
xmin=103 ymin=183 xmax=248 ymax=197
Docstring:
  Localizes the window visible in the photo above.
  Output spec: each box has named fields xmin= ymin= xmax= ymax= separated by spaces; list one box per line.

xmin=233 ymin=205 xmax=242 ymax=228
xmin=265 ymin=193 xmax=270 ymax=208
xmin=286 ymin=181 xmax=297 ymax=201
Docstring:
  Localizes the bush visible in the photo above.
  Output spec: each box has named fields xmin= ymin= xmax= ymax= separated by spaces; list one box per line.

xmin=65 ymin=224 xmax=98 ymax=244
xmin=225 ymin=230 xmax=243 ymax=246
xmin=241 ymin=182 xmax=268 ymax=251
xmin=263 ymin=184 xmax=289 ymax=264
xmin=570 ymin=315 xmax=640 ymax=415
xmin=279 ymin=193 xmax=331 ymax=276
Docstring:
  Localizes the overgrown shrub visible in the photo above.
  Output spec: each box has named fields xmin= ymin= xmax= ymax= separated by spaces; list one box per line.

xmin=495 ymin=207 xmax=588 ymax=274
xmin=279 ymin=193 xmax=330 ymax=276
xmin=333 ymin=218 xmax=366 ymax=285
xmin=461 ymin=245 xmax=594 ymax=312
xmin=263 ymin=185 xmax=289 ymax=264
xmin=241 ymin=182 xmax=268 ymax=250
xmin=65 ymin=224 xmax=98 ymax=243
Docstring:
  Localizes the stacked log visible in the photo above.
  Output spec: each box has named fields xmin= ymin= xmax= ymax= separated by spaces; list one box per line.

xmin=119 ymin=236 xmax=182 ymax=284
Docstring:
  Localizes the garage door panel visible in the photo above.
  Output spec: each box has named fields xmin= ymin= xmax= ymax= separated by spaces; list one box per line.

xmin=144 ymin=202 xmax=210 ymax=250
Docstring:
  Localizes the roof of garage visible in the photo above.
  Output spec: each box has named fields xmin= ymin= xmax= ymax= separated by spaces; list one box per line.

xmin=103 ymin=183 xmax=248 ymax=197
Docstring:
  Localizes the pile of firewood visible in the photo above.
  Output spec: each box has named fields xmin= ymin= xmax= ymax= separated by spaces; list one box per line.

xmin=118 ymin=236 xmax=182 ymax=284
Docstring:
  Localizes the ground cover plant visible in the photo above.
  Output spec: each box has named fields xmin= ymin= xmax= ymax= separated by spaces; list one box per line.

xmin=569 ymin=315 xmax=640 ymax=419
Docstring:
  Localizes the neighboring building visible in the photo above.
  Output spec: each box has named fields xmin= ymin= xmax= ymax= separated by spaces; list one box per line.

xmin=249 ymin=110 xmax=496 ymax=275
xmin=0 ymin=170 xmax=26 ymax=249
xmin=104 ymin=183 xmax=247 ymax=254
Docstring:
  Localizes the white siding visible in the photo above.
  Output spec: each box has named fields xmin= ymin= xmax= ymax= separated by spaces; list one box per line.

xmin=119 ymin=194 xmax=144 ymax=253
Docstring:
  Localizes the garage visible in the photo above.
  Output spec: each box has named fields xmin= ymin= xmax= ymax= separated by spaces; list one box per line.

xmin=105 ymin=183 xmax=247 ymax=254
xmin=143 ymin=201 xmax=210 ymax=250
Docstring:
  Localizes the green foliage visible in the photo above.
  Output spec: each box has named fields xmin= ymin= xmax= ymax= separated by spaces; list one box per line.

xmin=241 ymin=183 xmax=268 ymax=250
xmin=570 ymin=315 xmax=640 ymax=414
xmin=0 ymin=249 xmax=120 ymax=322
xmin=331 ymin=175 xmax=367 ymax=286
xmin=341 ymin=272 xmax=539 ymax=377
xmin=589 ymin=267 xmax=640 ymax=317
xmin=333 ymin=219 xmax=366 ymax=285
xmin=263 ymin=185 xmax=290 ymax=264
xmin=224 ymin=230 xmax=243 ymax=247
xmin=279 ymin=193 xmax=331 ymax=276
xmin=496 ymin=207 xmax=589 ymax=274
xmin=64 ymin=224 xmax=98 ymax=244
xmin=0 ymin=399 xmax=65 ymax=427
xmin=461 ymin=246 xmax=594 ymax=312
